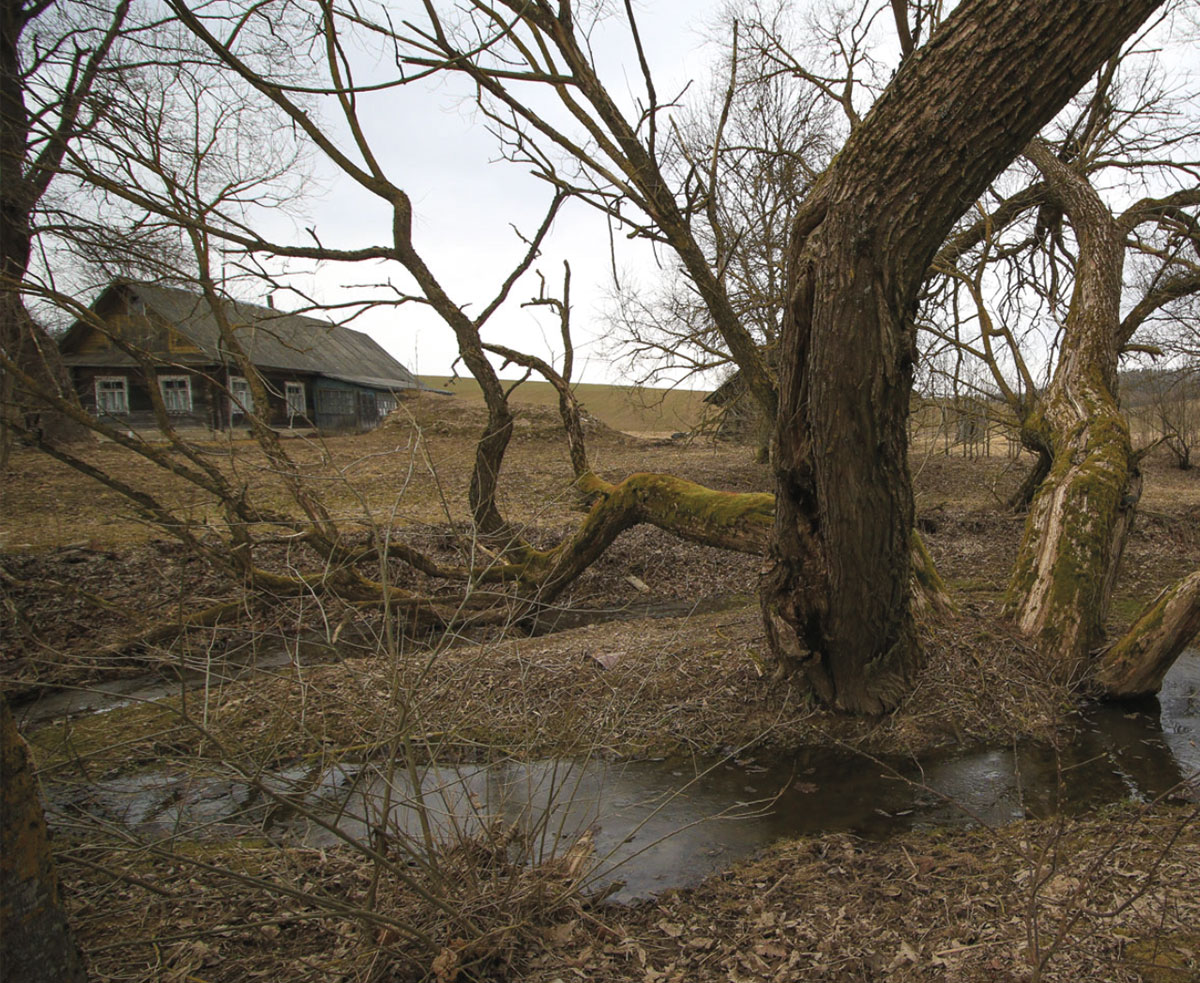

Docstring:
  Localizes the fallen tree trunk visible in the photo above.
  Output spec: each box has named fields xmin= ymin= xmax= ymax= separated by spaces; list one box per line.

xmin=508 ymin=472 xmax=775 ymax=603
xmin=1095 ymin=571 xmax=1200 ymax=697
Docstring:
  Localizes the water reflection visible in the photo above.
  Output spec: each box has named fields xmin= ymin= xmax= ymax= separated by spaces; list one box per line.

xmin=45 ymin=652 xmax=1200 ymax=902
xmin=294 ymin=653 xmax=1200 ymax=900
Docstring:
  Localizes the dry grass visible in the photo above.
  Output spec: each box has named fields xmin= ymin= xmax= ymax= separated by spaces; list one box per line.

xmin=417 ymin=375 xmax=713 ymax=437
xmin=10 ymin=410 xmax=1200 ymax=983
xmin=0 ymin=393 xmax=758 ymax=552
xmin=516 ymin=804 xmax=1200 ymax=983
xmin=59 ymin=803 xmax=1200 ymax=983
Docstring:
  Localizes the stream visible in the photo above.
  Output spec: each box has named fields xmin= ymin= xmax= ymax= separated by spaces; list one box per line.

xmin=35 ymin=647 xmax=1200 ymax=903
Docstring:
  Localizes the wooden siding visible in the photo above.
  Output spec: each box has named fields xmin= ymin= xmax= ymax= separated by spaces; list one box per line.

xmin=70 ymin=367 xmax=333 ymax=433
xmin=62 ymin=283 xmax=422 ymax=435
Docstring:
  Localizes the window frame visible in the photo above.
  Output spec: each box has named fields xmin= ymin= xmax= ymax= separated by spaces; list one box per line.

xmin=285 ymin=381 xmax=305 ymax=422
xmin=158 ymin=374 xmax=193 ymax=414
xmin=94 ymin=376 xmax=129 ymax=416
xmin=316 ymin=386 xmax=355 ymax=417
xmin=228 ymin=375 xmax=254 ymax=417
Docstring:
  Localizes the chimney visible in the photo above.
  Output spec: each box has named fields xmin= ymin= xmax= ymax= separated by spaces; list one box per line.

xmin=266 ymin=293 xmax=275 ymax=309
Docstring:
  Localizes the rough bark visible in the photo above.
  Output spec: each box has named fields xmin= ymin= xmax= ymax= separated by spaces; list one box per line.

xmin=0 ymin=0 xmax=123 ymax=456
xmin=1095 ymin=571 xmax=1200 ymax=697
xmin=764 ymin=0 xmax=1165 ymax=713
xmin=1 ymin=696 xmax=89 ymax=983
xmin=1003 ymin=139 xmax=1137 ymax=680
xmin=503 ymin=472 xmax=954 ymax=623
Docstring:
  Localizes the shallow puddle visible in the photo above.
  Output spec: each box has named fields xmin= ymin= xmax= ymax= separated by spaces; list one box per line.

xmin=42 ymin=652 xmax=1200 ymax=902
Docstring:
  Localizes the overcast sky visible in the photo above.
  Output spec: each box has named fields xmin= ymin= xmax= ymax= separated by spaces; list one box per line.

xmin=244 ymin=0 xmax=1195 ymax=390
xmin=271 ymin=2 xmax=756 ymax=389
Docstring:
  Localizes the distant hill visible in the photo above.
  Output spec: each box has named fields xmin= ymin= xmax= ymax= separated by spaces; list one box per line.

xmin=417 ymin=375 xmax=712 ymax=435
xmin=1120 ymin=365 xmax=1200 ymax=407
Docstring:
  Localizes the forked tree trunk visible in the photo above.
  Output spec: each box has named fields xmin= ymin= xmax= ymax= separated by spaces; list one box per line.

xmin=1 ymin=697 xmax=89 ymax=983
xmin=1005 ymin=442 xmax=1052 ymax=514
xmin=1003 ymin=140 xmax=1137 ymax=680
xmin=763 ymin=0 xmax=1165 ymax=713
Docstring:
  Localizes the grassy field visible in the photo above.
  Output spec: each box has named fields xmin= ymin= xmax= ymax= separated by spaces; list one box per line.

xmin=418 ymin=374 xmax=713 ymax=435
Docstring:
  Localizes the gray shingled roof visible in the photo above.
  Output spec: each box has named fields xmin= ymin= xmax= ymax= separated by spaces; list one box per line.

xmin=71 ymin=281 xmax=425 ymax=392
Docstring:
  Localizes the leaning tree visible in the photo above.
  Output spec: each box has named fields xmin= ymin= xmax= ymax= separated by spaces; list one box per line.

xmin=760 ymin=0 xmax=1172 ymax=711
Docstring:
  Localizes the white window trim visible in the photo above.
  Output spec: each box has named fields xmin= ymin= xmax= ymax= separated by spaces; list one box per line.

xmin=94 ymin=376 xmax=129 ymax=415
xmin=285 ymin=381 xmax=305 ymax=422
xmin=228 ymin=375 xmax=254 ymax=417
xmin=158 ymin=375 xmax=193 ymax=414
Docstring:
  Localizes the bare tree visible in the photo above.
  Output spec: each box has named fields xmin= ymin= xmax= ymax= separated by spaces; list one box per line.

xmin=607 ymin=2 xmax=836 ymax=395
xmin=7 ymin=0 xmax=1195 ymax=718
xmin=908 ymin=27 xmax=1200 ymax=687
xmin=0 ymin=0 xmax=133 ymax=463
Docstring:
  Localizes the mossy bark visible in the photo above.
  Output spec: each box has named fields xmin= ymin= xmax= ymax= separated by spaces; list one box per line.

xmin=764 ymin=0 xmax=1163 ymax=714
xmin=1095 ymin=571 xmax=1200 ymax=696
xmin=910 ymin=530 xmax=955 ymax=619
xmin=1004 ymin=140 xmax=1136 ymax=680
xmin=509 ymin=472 xmax=775 ymax=603
xmin=1 ymin=696 xmax=89 ymax=983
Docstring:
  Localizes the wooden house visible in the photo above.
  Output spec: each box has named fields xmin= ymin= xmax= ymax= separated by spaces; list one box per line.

xmin=59 ymin=281 xmax=440 ymax=434
xmin=703 ymin=371 xmax=761 ymax=441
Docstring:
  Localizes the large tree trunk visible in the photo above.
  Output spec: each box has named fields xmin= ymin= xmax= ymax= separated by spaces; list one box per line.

xmin=763 ymin=0 xmax=1166 ymax=713
xmin=1003 ymin=140 xmax=1137 ymax=680
xmin=1 ymin=696 xmax=89 ymax=983
xmin=0 ymin=2 xmax=89 ymax=460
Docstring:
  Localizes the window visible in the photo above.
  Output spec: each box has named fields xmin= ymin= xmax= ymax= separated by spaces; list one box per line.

xmin=95 ymin=377 xmax=128 ymax=415
xmin=285 ymin=381 xmax=305 ymax=422
xmin=229 ymin=376 xmax=254 ymax=416
xmin=158 ymin=375 xmax=192 ymax=414
xmin=316 ymin=387 xmax=354 ymax=416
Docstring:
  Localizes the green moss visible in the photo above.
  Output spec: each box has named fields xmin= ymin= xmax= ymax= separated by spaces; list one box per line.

xmin=1124 ymin=934 xmax=1200 ymax=982
xmin=1006 ymin=378 xmax=1135 ymax=659
xmin=29 ymin=699 xmax=187 ymax=775
xmin=631 ymin=472 xmax=774 ymax=530
xmin=950 ymin=577 xmax=1002 ymax=596
xmin=1108 ymin=593 xmax=1153 ymax=626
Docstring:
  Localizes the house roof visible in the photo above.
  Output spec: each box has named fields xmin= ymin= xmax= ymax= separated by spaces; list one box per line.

xmin=704 ymin=371 xmax=746 ymax=405
xmin=62 ymin=281 xmax=436 ymax=393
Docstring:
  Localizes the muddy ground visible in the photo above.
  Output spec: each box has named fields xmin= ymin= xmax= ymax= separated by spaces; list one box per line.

xmin=5 ymin=400 xmax=1200 ymax=981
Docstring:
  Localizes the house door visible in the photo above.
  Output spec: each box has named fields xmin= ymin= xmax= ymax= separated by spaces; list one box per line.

xmin=285 ymin=382 xmax=305 ymax=426
xmin=356 ymin=391 xmax=377 ymax=430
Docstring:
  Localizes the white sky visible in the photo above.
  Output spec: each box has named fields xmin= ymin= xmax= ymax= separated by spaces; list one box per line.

xmin=267 ymin=2 xmax=744 ymax=389
xmin=182 ymin=1 xmax=1196 ymax=391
